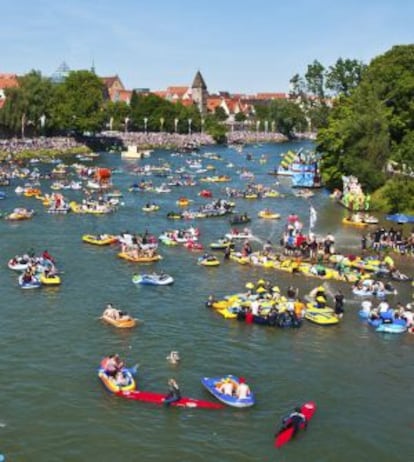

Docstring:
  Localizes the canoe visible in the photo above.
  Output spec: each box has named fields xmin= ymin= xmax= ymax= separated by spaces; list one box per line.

xmin=132 ymin=273 xmax=174 ymax=286
xmin=116 ymin=389 xmax=224 ymax=409
xmin=305 ymin=309 xmax=339 ymax=325
xmin=101 ymin=314 xmax=137 ymax=329
xmin=98 ymin=367 xmax=136 ymax=393
xmin=118 ymin=253 xmax=162 ymax=263
xmin=82 ymin=234 xmax=118 ymax=245
xmin=274 ymin=401 xmax=317 ymax=448
xmin=201 ymin=375 xmax=255 ymax=408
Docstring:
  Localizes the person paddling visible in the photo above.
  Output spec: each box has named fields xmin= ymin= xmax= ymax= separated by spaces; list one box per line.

xmin=277 ymin=407 xmax=307 ymax=438
xmin=164 ymin=378 xmax=181 ymax=406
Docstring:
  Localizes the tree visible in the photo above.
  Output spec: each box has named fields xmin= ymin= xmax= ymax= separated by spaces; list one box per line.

xmin=50 ymin=70 xmax=105 ymax=134
xmin=234 ymin=112 xmax=246 ymax=122
xmin=254 ymin=99 xmax=307 ymax=139
xmin=305 ymin=60 xmax=326 ymax=99
xmin=204 ymin=115 xmax=227 ymax=143
xmin=0 ymin=70 xmax=53 ymax=137
xmin=317 ymin=44 xmax=414 ymax=203
xmin=326 ymin=58 xmax=366 ymax=96
xmin=214 ymin=106 xmax=228 ymax=121
xmin=104 ymin=101 xmax=130 ymax=131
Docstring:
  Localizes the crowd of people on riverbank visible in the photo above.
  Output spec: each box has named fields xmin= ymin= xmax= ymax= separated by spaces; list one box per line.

xmin=363 ymin=226 xmax=414 ymax=255
xmin=101 ymin=131 xmax=214 ymax=150
xmin=0 ymin=136 xmax=87 ymax=157
xmin=0 ymin=130 xmax=313 ymax=158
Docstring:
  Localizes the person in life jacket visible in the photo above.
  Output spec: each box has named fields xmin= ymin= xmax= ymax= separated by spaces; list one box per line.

xmin=278 ymin=407 xmax=307 ymax=437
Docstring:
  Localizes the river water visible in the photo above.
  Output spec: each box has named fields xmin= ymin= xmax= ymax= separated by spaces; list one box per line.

xmin=0 ymin=141 xmax=412 ymax=461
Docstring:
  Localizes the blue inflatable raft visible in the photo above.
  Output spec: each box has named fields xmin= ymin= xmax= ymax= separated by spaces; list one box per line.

xmin=201 ymin=375 xmax=255 ymax=408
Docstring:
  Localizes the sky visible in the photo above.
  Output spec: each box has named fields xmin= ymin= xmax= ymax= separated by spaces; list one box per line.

xmin=1 ymin=0 xmax=413 ymax=94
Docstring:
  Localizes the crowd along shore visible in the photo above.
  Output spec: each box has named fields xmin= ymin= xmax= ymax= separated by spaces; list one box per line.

xmin=0 ymin=131 xmax=315 ymax=161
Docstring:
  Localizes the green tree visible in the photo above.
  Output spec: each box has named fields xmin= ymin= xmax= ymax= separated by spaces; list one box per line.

xmin=0 ymin=70 xmax=53 ymax=137
xmin=214 ymin=106 xmax=228 ymax=121
xmin=204 ymin=115 xmax=227 ymax=143
xmin=326 ymin=58 xmax=366 ymax=96
xmin=254 ymin=99 xmax=307 ymax=139
xmin=318 ymin=44 xmax=414 ymax=200
xmin=50 ymin=70 xmax=105 ymax=134
xmin=234 ymin=112 xmax=246 ymax=122
xmin=305 ymin=60 xmax=326 ymax=99
xmin=104 ymin=101 xmax=130 ymax=131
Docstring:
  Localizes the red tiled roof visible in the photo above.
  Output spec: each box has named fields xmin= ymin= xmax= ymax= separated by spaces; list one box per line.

xmin=101 ymin=75 xmax=124 ymax=90
xmin=180 ymin=99 xmax=194 ymax=107
xmin=255 ymin=92 xmax=288 ymax=100
xmin=167 ymin=86 xmax=189 ymax=96
xmin=152 ymin=90 xmax=167 ymax=98
xmin=206 ymin=97 xmax=222 ymax=112
xmin=0 ymin=73 xmax=19 ymax=89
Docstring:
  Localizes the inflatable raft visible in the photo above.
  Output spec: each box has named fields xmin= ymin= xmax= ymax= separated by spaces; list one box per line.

xmin=201 ymin=375 xmax=255 ymax=408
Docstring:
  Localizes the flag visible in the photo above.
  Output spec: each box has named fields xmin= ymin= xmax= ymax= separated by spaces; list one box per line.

xmin=309 ymin=205 xmax=317 ymax=230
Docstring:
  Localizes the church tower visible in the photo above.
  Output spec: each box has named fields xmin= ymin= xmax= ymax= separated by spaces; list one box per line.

xmin=191 ymin=70 xmax=208 ymax=115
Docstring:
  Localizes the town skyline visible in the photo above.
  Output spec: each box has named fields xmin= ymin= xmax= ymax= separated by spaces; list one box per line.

xmin=1 ymin=0 xmax=413 ymax=94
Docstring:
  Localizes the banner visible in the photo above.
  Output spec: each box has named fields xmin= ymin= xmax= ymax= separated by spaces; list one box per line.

xmin=309 ymin=205 xmax=317 ymax=230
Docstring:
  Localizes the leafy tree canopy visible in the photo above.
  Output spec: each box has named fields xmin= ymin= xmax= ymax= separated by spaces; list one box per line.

xmin=317 ymin=44 xmax=414 ymax=212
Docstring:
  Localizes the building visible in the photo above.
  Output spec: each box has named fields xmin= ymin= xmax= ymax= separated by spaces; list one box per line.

xmin=0 ymin=73 xmax=19 ymax=108
xmin=101 ymin=75 xmax=132 ymax=104
xmin=50 ymin=62 xmax=71 ymax=84
xmin=191 ymin=70 xmax=208 ymax=115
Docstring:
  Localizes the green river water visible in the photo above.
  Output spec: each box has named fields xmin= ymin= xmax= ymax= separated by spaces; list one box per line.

xmin=0 ymin=141 xmax=412 ymax=461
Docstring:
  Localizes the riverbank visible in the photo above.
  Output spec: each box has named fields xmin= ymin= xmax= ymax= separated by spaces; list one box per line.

xmin=0 ymin=131 xmax=316 ymax=161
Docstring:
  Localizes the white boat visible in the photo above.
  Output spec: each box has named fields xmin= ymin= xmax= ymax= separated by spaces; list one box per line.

xmin=121 ymin=146 xmax=153 ymax=159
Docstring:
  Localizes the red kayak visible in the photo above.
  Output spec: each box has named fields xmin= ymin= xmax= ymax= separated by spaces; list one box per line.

xmin=274 ymin=401 xmax=317 ymax=448
xmin=116 ymin=389 xmax=224 ymax=409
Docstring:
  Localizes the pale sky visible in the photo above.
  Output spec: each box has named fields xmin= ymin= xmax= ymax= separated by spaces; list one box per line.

xmin=1 ymin=0 xmax=413 ymax=94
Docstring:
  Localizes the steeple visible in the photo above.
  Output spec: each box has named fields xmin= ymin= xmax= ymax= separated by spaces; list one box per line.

xmin=192 ymin=70 xmax=207 ymax=90
xmin=191 ymin=70 xmax=208 ymax=114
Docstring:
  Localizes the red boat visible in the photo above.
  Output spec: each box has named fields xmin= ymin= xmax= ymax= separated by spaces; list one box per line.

xmin=198 ymin=189 xmax=212 ymax=198
xmin=116 ymin=389 xmax=224 ymax=409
